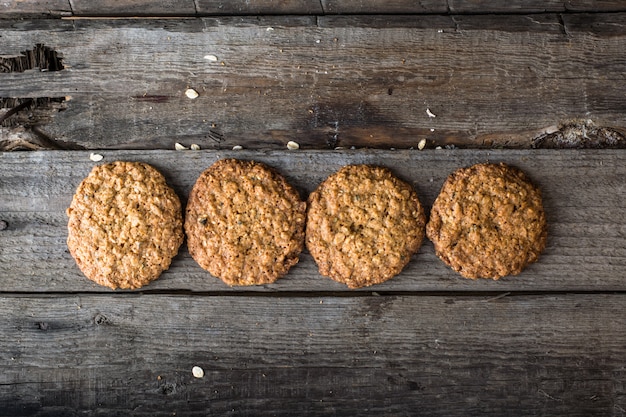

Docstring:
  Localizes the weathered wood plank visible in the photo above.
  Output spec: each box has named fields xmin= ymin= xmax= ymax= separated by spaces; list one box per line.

xmin=0 ymin=0 xmax=71 ymax=18
xmin=195 ymin=0 xmax=324 ymax=15
xmin=320 ymin=0 xmax=448 ymax=14
xmin=0 ymin=294 xmax=624 ymax=416
xmin=0 ymin=149 xmax=624 ymax=293
xmin=449 ymin=0 xmax=626 ymax=13
xmin=3 ymin=0 xmax=626 ymax=18
xmin=322 ymin=0 xmax=626 ymax=13
xmin=1 ymin=15 xmax=625 ymax=150
xmin=69 ymin=0 xmax=197 ymax=16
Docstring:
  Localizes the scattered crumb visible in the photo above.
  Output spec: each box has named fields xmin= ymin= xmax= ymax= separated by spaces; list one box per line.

xmin=232 ymin=145 xmax=243 ymax=150
xmin=185 ymin=89 xmax=199 ymax=99
xmin=89 ymin=153 xmax=103 ymax=162
xmin=435 ymin=146 xmax=442 ymax=150
xmin=418 ymin=139 xmax=426 ymax=150
xmin=426 ymin=108 xmax=437 ymax=118
xmin=175 ymin=143 xmax=188 ymax=150
xmin=157 ymin=375 xmax=162 ymax=380
xmin=287 ymin=141 xmax=300 ymax=150
xmin=438 ymin=29 xmax=444 ymax=33
xmin=430 ymin=128 xmax=435 ymax=132
xmin=190 ymin=144 xmax=200 ymax=151
xmin=266 ymin=27 xmax=274 ymax=31
xmin=204 ymin=55 xmax=218 ymax=62
xmin=192 ymin=366 xmax=204 ymax=378
xmin=315 ymin=40 xmax=321 ymax=44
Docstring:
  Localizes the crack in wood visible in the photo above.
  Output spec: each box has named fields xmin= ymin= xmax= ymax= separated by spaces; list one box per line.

xmin=0 ymin=98 xmax=72 ymax=150
xmin=0 ymin=44 xmax=74 ymax=150
xmin=0 ymin=44 xmax=64 ymax=73
xmin=532 ymin=119 xmax=625 ymax=149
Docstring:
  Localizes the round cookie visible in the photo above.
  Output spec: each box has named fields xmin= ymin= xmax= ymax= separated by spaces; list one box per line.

xmin=426 ymin=162 xmax=547 ymax=279
xmin=306 ymin=165 xmax=426 ymax=289
xmin=185 ymin=159 xmax=306 ymax=286
xmin=67 ymin=161 xmax=184 ymax=289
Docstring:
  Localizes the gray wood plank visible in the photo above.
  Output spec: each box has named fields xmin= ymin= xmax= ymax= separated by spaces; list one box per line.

xmin=320 ymin=0 xmax=448 ymax=14
xmin=449 ymin=0 xmax=626 ymax=13
xmin=0 ymin=0 xmax=71 ymax=18
xmin=4 ymin=0 xmax=625 ymax=17
xmin=69 ymin=0 xmax=197 ymax=16
xmin=1 ymin=15 xmax=625 ymax=150
xmin=322 ymin=0 xmax=626 ymax=13
xmin=0 ymin=149 xmax=624 ymax=293
xmin=195 ymin=0 xmax=324 ymax=15
xmin=0 ymin=294 xmax=624 ymax=416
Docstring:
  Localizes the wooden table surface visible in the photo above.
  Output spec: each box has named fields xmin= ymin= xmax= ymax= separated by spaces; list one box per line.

xmin=1 ymin=2 xmax=625 ymax=416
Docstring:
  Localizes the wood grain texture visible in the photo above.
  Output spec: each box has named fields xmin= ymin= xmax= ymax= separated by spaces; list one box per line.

xmin=2 ymin=0 xmax=626 ymax=17
xmin=1 ymin=15 xmax=625 ymax=150
xmin=449 ymin=0 xmax=626 ymax=13
xmin=195 ymin=0 xmax=324 ymax=15
xmin=323 ymin=0 xmax=626 ymax=13
xmin=0 ymin=149 xmax=624 ymax=293
xmin=0 ymin=294 xmax=624 ymax=416
xmin=0 ymin=0 xmax=71 ymax=18
xmin=69 ymin=0 xmax=196 ymax=16
xmin=321 ymin=0 xmax=448 ymax=14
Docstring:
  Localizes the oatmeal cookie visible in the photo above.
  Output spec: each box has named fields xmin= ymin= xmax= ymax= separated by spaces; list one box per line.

xmin=306 ymin=165 xmax=426 ymax=288
xmin=185 ymin=159 xmax=306 ymax=286
xmin=426 ymin=162 xmax=547 ymax=279
xmin=67 ymin=161 xmax=184 ymax=289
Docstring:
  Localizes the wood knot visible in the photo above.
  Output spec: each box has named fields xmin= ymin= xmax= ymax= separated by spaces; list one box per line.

xmin=94 ymin=313 xmax=111 ymax=325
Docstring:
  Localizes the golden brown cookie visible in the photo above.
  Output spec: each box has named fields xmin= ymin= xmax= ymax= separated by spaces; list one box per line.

xmin=426 ymin=162 xmax=547 ymax=279
xmin=67 ymin=161 xmax=184 ymax=289
xmin=185 ymin=159 xmax=306 ymax=286
xmin=306 ymin=165 xmax=426 ymax=289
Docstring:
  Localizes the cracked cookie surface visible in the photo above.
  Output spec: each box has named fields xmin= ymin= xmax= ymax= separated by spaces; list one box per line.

xmin=426 ymin=162 xmax=547 ymax=279
xmin=67 ymin=161 xmax=184 ymax=289
xmin=306 ymin=165 xmax=426 ymax=288
xmin=185 ymin=159 xmax=306 ymax=286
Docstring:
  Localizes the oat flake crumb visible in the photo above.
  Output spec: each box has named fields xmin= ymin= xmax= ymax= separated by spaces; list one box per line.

xmin=418 ymin=139 xmax=427 ymax=150
xmin=190 ymin=144 xmax=200 ymax=150
xmin=204 ymin=55 xmax=218 ymax=61
xmin=89 ymin=153 xmax=103 ymax=162
xmin=287 ymin=141 xmax=300 ymax=150
xmin=185 ymin=88 xmax=199 ymax=99
xmin=175 ymin=143 xmax=188 ymax=151
xmin=426 ymin=108 xmax=437 ymax=118
xmin=192 ymin=366 xmax=204 ymax=378
xmin=232 ymin=145 xmax=243 ymax=150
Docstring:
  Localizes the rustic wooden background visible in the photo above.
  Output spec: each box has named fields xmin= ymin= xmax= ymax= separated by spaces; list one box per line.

xmin=1 ymin=1 xmax=625 ymax=416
